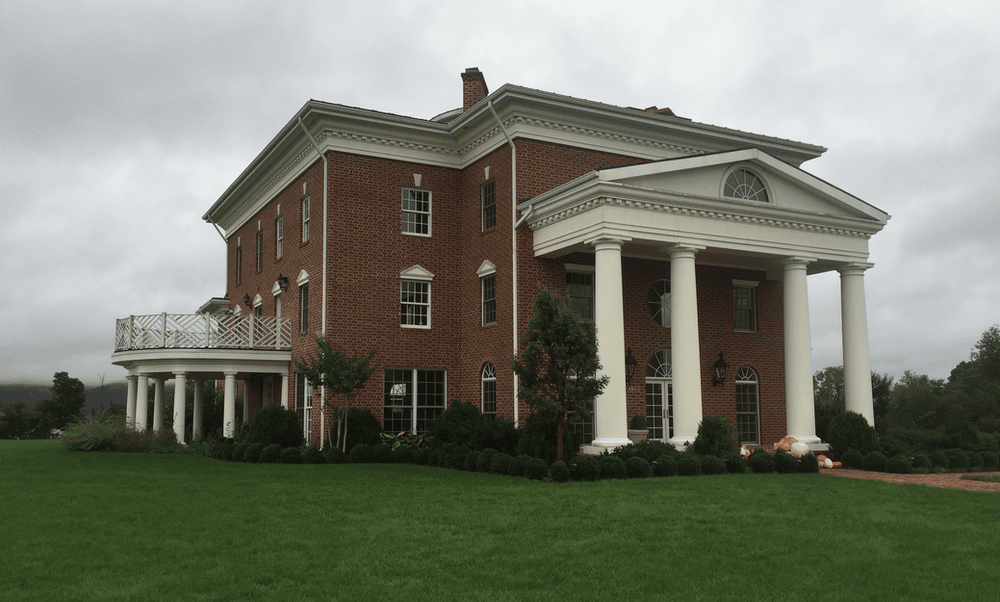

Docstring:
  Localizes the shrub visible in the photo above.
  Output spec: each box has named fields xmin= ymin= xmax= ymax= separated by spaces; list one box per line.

xmin=246 ymin=404 xmax=303 ymax=449
xmin=348 ymin=443 xmax=372 ymax=464
xmin=827 ymin=411 xmax=878 ymax=458
xmin=231 ymin=442 xmax=249 ymax=463
xmin=370 ymin=443 xmax=393 ymax=464
xmin=525 ymin=458 xmax=548 ymax=481
xmin=968 ymin=451 xmax=985 ymax=471
xmin=570 ymin=454 xmax=601 ymax=481
xmin=279 ymin=447 xmax=303 ymax=464
xmin=653 ymin=454 xmax=678 ymax=477
xmin=748 ymin=449 xmax=774 ymax=474
xmin=477 ymin=448 xmax=499 ymax=473
xmin=878 ymin=435 xmax=909 ymax=458
xmin=862 ymin=451 xmax=888 ymax=472
xmin=412 ymin=448 xmax=430 ymax=466
xmin=841 ymin=449 xmax=865 ymax=469
xmin=630 ymin=414 xmax=647 ymax=431
xmin=427 ymin=401 xmax=485 ymax=447
xmin=217 ymin=439 xmax=236 ymax=462
xmin=701 ymin=455 xmax=727 ymax=475
xmin=479 ymin=417 xmax=520 ymax=455
xmin=930 ymin=450 xmax=950 ymax=469
xmin=599 ymin=455 xmax=627 ymax=479
xmin=612 ymin=439 xmax=677 ymax=463
xmin=910 ymin=453 xmax=932 ymax=470
xmin=773 ymin=451 xmax=798 ymax=474
xmin=391 ymin=446 xmax=414 ymax=465
xmin=445 ymin=445 xmax=469 ymax=470
xmin=150 ymin=429 xmax=182 ymax=454
xmin=508 ymin=454 xmax=531 ymax=478
xmin=677 ymin=453 xmax=702 ymax=476
xmin=463 ymin=450 xmax=481 ymax=471
xmin=244 ymin=443 xmax=264 ymax=464
xmin=725 ymin=453 xmax=747 ymax=474
xmin=329 ymin=408 xmax=384 ymax=454
xmin=259 ymin=443 xmax=281 ymax=463
xmin=324 ymin=446 xmax=347 ymax=464
xmin=692 ymin=415 xmax=740 ymax=459
xmin=626 ymin=456 xmax=652 ymax=479
xmin=302 ymin=445 xmax=325 ymax=464
xmin=61 ymin=414 xmax=120 ymax=452
xmin=980 ymin=450 xmax=999 ymax=470
xmin=886 ymin=454 xmax=912 ymax=474
xmin=798 ymin=452 xmax=820 ymax=474
xmin=550 ymin=460 xmax=571 ymax=482
xmin=944 ymin=448 xmax=970 ymax=471
xmin=489 ymin=453 xmax=512 ymax=475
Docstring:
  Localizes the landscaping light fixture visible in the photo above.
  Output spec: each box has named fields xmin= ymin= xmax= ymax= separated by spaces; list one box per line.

xmin=243 ymin=293 xmax=251 ymax=307
xmin=712 ymin=352 xmax=730 ymax=386
xmin=277 ymin=274 xmax=289 ymax=292
xmin=625 ymin=347 xmax=637 ymax=383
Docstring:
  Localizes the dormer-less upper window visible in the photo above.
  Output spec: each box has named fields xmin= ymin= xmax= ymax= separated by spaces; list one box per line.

xmin=724 ymin=168 xmax=769 ymax=203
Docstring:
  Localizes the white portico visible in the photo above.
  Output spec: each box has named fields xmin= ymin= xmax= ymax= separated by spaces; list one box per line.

xmin=520 ymin=148 xmax=889 ymax=451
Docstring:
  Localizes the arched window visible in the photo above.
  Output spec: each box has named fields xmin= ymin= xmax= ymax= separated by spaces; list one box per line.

xmin=735 ymin=366 xmax=760 ymax=445
xmin=647 ymin=280 xmax=671 ymax=328
xmin=481 ymin=363 xmax=496 ymax=417
xmin=724 ymin=168 xmax=769 ymax=203
xmin=644 ymin=349 xmax=673 ymax=440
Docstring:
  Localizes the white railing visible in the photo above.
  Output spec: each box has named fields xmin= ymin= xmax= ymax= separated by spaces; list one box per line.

xmin=114 ymin=313 xmax=292 ymax=352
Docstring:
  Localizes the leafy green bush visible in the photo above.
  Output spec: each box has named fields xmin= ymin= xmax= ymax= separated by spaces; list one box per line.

xmin=232 ymin=442 xmax=249 ymax=463
xmin=330 ymin=408 xmax=384 ymax=454
xmin=700 ymin=455 xmax=727 ymax=475
xmin=773 ymin=451 xmax=798 ymax=474
xmin=944 ymin=448 xmax=970 ymax=471
xmin=841 ymin=449 xmax=864 ymax=469
xmin=653 ymin=454 xmax=678 ymax=477
xmin=259 ymin=443 xmax=281 ymax=463
xmin=862 ymin=451 xmax=888 ymax=472
xmin=626 ymin=456 xmax=652 ymax=479
xmin=630 ymin=415 xmax=647 ymax=431
xmin=370 ymin=444 xmax=393 ymax=464
xmin=748 ymin=449 xmax=774 ymax=474
xmin=599 ymin=455 xmax=627 ymax=479
xmin=477 ymin=448 xmax=499 ymax=473
xmin=324 ymin=446 xmax=347 ymax=464
xmin=463 ymin=450 xmax=480 ymax=471
xmin=428 ymin=401 xmax=484 ymax=446
xmin=411 ymin=447 xmax=430 ymax=466
xmin=525 ymin=458 xmax=548 ymax=481
xmin=827 ymin=411 xmax=878 ymax=458
xmin=479 ymin=417 xmax=520 ymax=455
xmin=677 ymin=453 xmax=702 ymax=476
xmin=980 ymin=450 xmax=999 ymax=470
xmin=886 ymin=454 xmax=912 ymax=474
xmin=508 ymin=454 xmax=531 ymax=478
xmin=798 ymin=452 xmax=820 ymax=473
xmin=611 ymin=439 xmax=677 ymax=463
xmin=216 ymin=439 xmax=236 ymax=462
xmin=910 ymin=453 xmax=932 ymax=470
xmin=244 ymin=443 xmax=264 ymax=463
xmin=348 ymin=443 xmax=372 ymax=464
xmin=279 ymin=447 xmax=303 ymax=464
xmin=247 ymin=404 xmax=303 ymax=449
xmin=445 ymin=445 xmax=469 ymax=470
xmin=570 ymin=454 xmax=600 ymax=481
xmin=725 ymin=453 xmax=747 ymax=474
xmin=489 ymin=453 xmax=512 ymax=475
xmin=878 ymin=435 xmax=909 ymax=458
xmin=60 ymin=414 xmax=119 ymax=452
xmin=968 ymin=451 xmax=985 ymax=471
xmin=550 ymin=460 xmax=571 ymax=482
xmin=692 ymin=415 xmax=740 ymax=459
xmin=391 ymin=446 xmax=414 ymax=465
xmin=514 ymin=412 xmax=579 ymax=465
xmin=302 ymin=445 xmax=325 ymax=464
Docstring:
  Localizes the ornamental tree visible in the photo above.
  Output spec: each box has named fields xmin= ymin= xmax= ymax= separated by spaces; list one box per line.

xmin=512 ymin=289 xmax=607 ymax=461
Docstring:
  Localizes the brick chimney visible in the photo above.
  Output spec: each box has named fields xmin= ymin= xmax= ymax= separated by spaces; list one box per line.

xmin=461 ymin=67 xmax=489 ymax=111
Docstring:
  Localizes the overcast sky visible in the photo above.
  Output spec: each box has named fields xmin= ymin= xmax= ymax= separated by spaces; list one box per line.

xmin=2 ymin=0 xmax=998 ymax=386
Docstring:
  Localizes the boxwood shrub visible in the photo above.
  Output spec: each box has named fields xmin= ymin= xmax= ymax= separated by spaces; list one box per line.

xmin=411 ymin=447 xmax=430 ymax=466
xmin=862 ymin=450 xmax=888 ymax=472
xmin=626 ymin=456 xmax=652 ymax=479
xmin=477 ymin=448 xmax=499 ymax=473
xmin=944 ymin=448 xmax=970 ymax=471
xmin=929 ymin=450 xmax=950 ymax=470
xmin=600 ymin=455 xmax=627 ymax=479
xmin=231 ymin=442 xmax=249 ymax=463
xmin=692 ymin=415 xmax=740 ymax=459
xmin=570 ymin=454 xmax=600 ymax=481
xmin=677 ymin=453 xmax=702 ymax=476
xmin=348 ymin=443 xmax=372 ymax=464
xmin=980 ymin=450 xmax=999 ymax=471
xmin=968 ymin=451 xmax=985 ymax=471
xmin=748 ymin=449 xmax=774 ymax=474
xmin=700 ymin=455 xmax=727 ymax=475
xmin=247 ymin=404 xmax=303 ymax=450
xmin=550 ymin=460 xmax=571 ymax=482
xmin=773 ymin=451 xmax=798 ymax=474
xmin=259 ymin=443 xmax=281 ymax=463
xmin=525 ymin=457 xmax=548 ymax=481
xmin=508 ymin=454 xmax=531 ymax=478
xmin=243 ymin=443 xmax=264 ymax=464
xmin=841 ymin=449 xmax=864 ymax=469
xmin=302 ymin=446 xmax=325 ymax=464
xmin=798 ymin=452 xmax=820 ymax=473
xmin=725 ymin=453 xmax=747 ymax=474
xmin=886 ymin=454 xmax=912 ymax=474
xmin=910 ymin=453 xmax=932 ymax=471
xmin=391 ymin=446 xmax=414 ymax=465
xmin=489 ymin=452 xmax=512 ymax=475
xmin=463 ymin=450 xmax=480 ymax=471
xmin=279 ymin=446 xmax=303 ymax=464
xmin=653 ymin=454 xmax=678 ymax=477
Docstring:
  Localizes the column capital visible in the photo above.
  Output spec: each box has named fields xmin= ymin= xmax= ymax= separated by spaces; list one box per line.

xmin=837 ymin=262 xmax=874 ymax=276
xmin=662 ymin=243 xmax=704 ymax=258
xmin=173 ymin=371 xmax=187 ymax=378
xmin=584 ymin=235 xmax=631 ymax=250
xmin=781 ymin=256 xmax=816 ymax=269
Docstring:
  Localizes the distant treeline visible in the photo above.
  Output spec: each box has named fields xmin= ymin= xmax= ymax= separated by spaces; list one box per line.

xmin=0 ymin=382 xmax=132 ymax=413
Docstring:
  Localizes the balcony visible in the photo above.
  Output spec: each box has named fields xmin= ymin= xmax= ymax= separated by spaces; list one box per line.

xmin=114 ymin=313 xmax=291 ymax=352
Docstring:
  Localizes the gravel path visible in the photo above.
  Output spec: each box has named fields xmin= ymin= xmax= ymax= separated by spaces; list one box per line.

xmin=820 ymin=468 xmax=1000 ymax=492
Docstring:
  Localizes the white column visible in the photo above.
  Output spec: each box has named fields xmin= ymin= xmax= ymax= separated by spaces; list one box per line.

xmin=280 ymin=373 xmax=289 ymax=409
xmin=192 ymin=379 xmax=204 ymax=441
xmin=173 ymin=372 xmax=187 ymax=444
xmin=589 ymin=238 xmax=630 ymax=450
xmin=840 ymin=263 xmax=875 ymax=426
xmin=223 ymin=372 xmax=237 ymax=438
xmin=152 ymin=378 xmax=164 ymax=433
xmin=783 ymin=258 xmax=819 ymax=445
xmin=668 ymin=245 xmax=704 ymax=447
xmin=125 ymin=375 xmax=137 ymax=429
xmin=135 ymin=373 xmax=149 ymax=431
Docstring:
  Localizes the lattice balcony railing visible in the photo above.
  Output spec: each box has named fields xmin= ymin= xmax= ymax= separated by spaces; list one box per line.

xmin=114 ymin=313 xmax=292 ymax=352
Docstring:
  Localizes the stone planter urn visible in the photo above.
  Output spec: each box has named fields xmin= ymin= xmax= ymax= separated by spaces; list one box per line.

xmin=627 ymin=415 xmax=648 ymax=444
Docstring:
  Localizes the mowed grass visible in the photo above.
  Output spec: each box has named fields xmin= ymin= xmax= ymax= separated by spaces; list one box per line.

xmin=2 ymin=441 xmax=999 ymax=602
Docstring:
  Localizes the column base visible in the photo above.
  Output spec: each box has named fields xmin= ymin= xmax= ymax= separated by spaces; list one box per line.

xmin=583 ymin=437 xmax=632 ymax=455
xmin=668 ymin=436 xmax=696 ymax=450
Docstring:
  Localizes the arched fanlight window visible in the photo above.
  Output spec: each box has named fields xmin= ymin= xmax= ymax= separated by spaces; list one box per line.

xmin=735 ymin=366 xmax=760 ymax=445
xmin=724 ymin=168 xmax=769 ymax=203
xmin=644 ymin=350 xmax=672 ymax=440
xmin=647 ymin=280 xmax=671 ymax=328
xmin=481 ymin=363 xmax=496 ymax=417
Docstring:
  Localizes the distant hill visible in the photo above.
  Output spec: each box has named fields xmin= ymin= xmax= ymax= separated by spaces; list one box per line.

xmin=0 ymin=382 xmax=131 ymax=414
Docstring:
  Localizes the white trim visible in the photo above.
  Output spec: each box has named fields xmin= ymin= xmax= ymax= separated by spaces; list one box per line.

xmin=476 ymin=260 xmax=496 ymax=277
xmin=272 ymin=281 xmax=282 ymax=296
xmin=732 ymin=279 xmax=760 ymax=288
xmin=252 ymin=294 xmax=262 ymax=308
xmin=297 ymin=269 xmax=310 ymax=286
xmin=400 ymin=265 xmax=435 ymax=281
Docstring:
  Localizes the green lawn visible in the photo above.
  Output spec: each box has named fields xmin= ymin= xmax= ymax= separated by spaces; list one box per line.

xmin=2 ymin=440 xmax=998 ymax=602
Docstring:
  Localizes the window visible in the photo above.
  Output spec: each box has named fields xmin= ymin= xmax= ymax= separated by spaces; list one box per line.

xmin=235 ymin=239 xmax=242 ymax=284
xmin=263 ymin=377 xmax=273 ymax=406
xmin=256 ymin=228 xmax=263 ymax=271
xmin=481 ymin=363 xmax=496 ymax=417
xmin=253 ymin=302 xmax=263 ymax=343
xmin=736 ymin=367 xmax=760 ymax=445
xmin=648 ymin=280 xmax=671 ymax=328
xmin=566 ymin=369 xmax=594 ymax=445
xmin=566 ymin=270 xmax=594 ymax=322
xmin=383 ymin=369 xmax=446 ymax=434
xmin=295 ymin=372 xmax=312 ymax=441
xmin=481 ymin=180 xmax=496 ymax=231
xmin=401 ymin=188 xmax=431 ymax=236
xmin=734 ymin=281 xmax=758 ymax=332
xmin=301 ymin=195 xmax=310 ymax=242
xmin=645 ymin=349 xmax=673 ymax=440
xmin=299 ymin=283 xmax=309 ymax=333
xmin=275 ymin=214 xmax=283 ymax=259
xmin=482 ymin=275 xmax=496 ymax=326
xmin=400 ymin=280 xmax=430 ymax=327
xmin=724 ymin=168 xmax=769 ymax=203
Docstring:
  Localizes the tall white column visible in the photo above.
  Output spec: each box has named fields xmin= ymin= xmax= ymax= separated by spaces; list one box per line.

xmin=223 ymin=372 xmax=237 ymax=438
xmin=668 ymin=245 xmax=703 ymax=447
xmin=192 ymin=379 xmax=204 ymax=441
xmin=125 ymin=375 xmax=137 ymax=429
xmin=152 ymin=378 xmax=164 ymax=433
xmin=280 ymin=373 xmax=289 ymax=409
xmin=840 ymin=263 xmax=875 ymax=427
xmin=135 ymin=373 xmax=149 ymax=431
xmin=783 ymin=258 xmax=819 ymax=445
xmin=589 ymin=237 xmax=630 ymax=450
xmin=173 ymin=372 xmax=187 ymax=444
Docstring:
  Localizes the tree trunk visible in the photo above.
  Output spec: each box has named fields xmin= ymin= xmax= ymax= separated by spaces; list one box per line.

xmin=556 ymin=414 xmax=564 ymax=462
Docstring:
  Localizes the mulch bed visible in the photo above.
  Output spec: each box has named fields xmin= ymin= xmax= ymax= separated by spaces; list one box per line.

xmin=820 ymin=468 xmax=1000 ymax=492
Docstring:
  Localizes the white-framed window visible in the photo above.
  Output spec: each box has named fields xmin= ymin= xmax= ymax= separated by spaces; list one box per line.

xmin=401 ymin=188 xmax=431 ymax=236
xmin=481 ymin=363 xmax=496 ymax=417
xmin=383 ymin=368 xmax=446 ymax=435
xmin=295 ymin=372 xmax=312 ymax=441
xmin=645 ymin=349 xmax=673 ymax=440
xmin=736 ymin=366 xmax=760 ymax=445
xmin=275 ymin=213 xmax=283 ymax=260
xmin=648 ymin=280 xmax=671 ymax=328
xmin=400 ymin=265 xmax=433 ymax=329
xmin=481 ymin=179 xmax=496 ymax=231
xmin=478 ymin=260 xmax=497 ymax=327
xmin=734 ymin=280 xmax=758 ymax=332
xmin=566 ymin=266 xmax=594 ymax=323
xmin=301 ymin=195 xmax=310 ymax=242
xmin=253 ymin=297 xmax=263 ymax=343
xmin=724 ymin=167 xmax=769 ymax=203
xmin=298 ymin=270 xmax=310 ymax=333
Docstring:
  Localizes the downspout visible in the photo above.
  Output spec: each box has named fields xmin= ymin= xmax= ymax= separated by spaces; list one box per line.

xmin=488 ymin=100 xmax=519 ymax=425
xmin=298 ymin=116 xmax=330 ymax=447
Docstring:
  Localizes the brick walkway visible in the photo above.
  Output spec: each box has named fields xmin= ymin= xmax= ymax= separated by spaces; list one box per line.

xmin=820 ymin=468 xmax=1000 ymax=492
